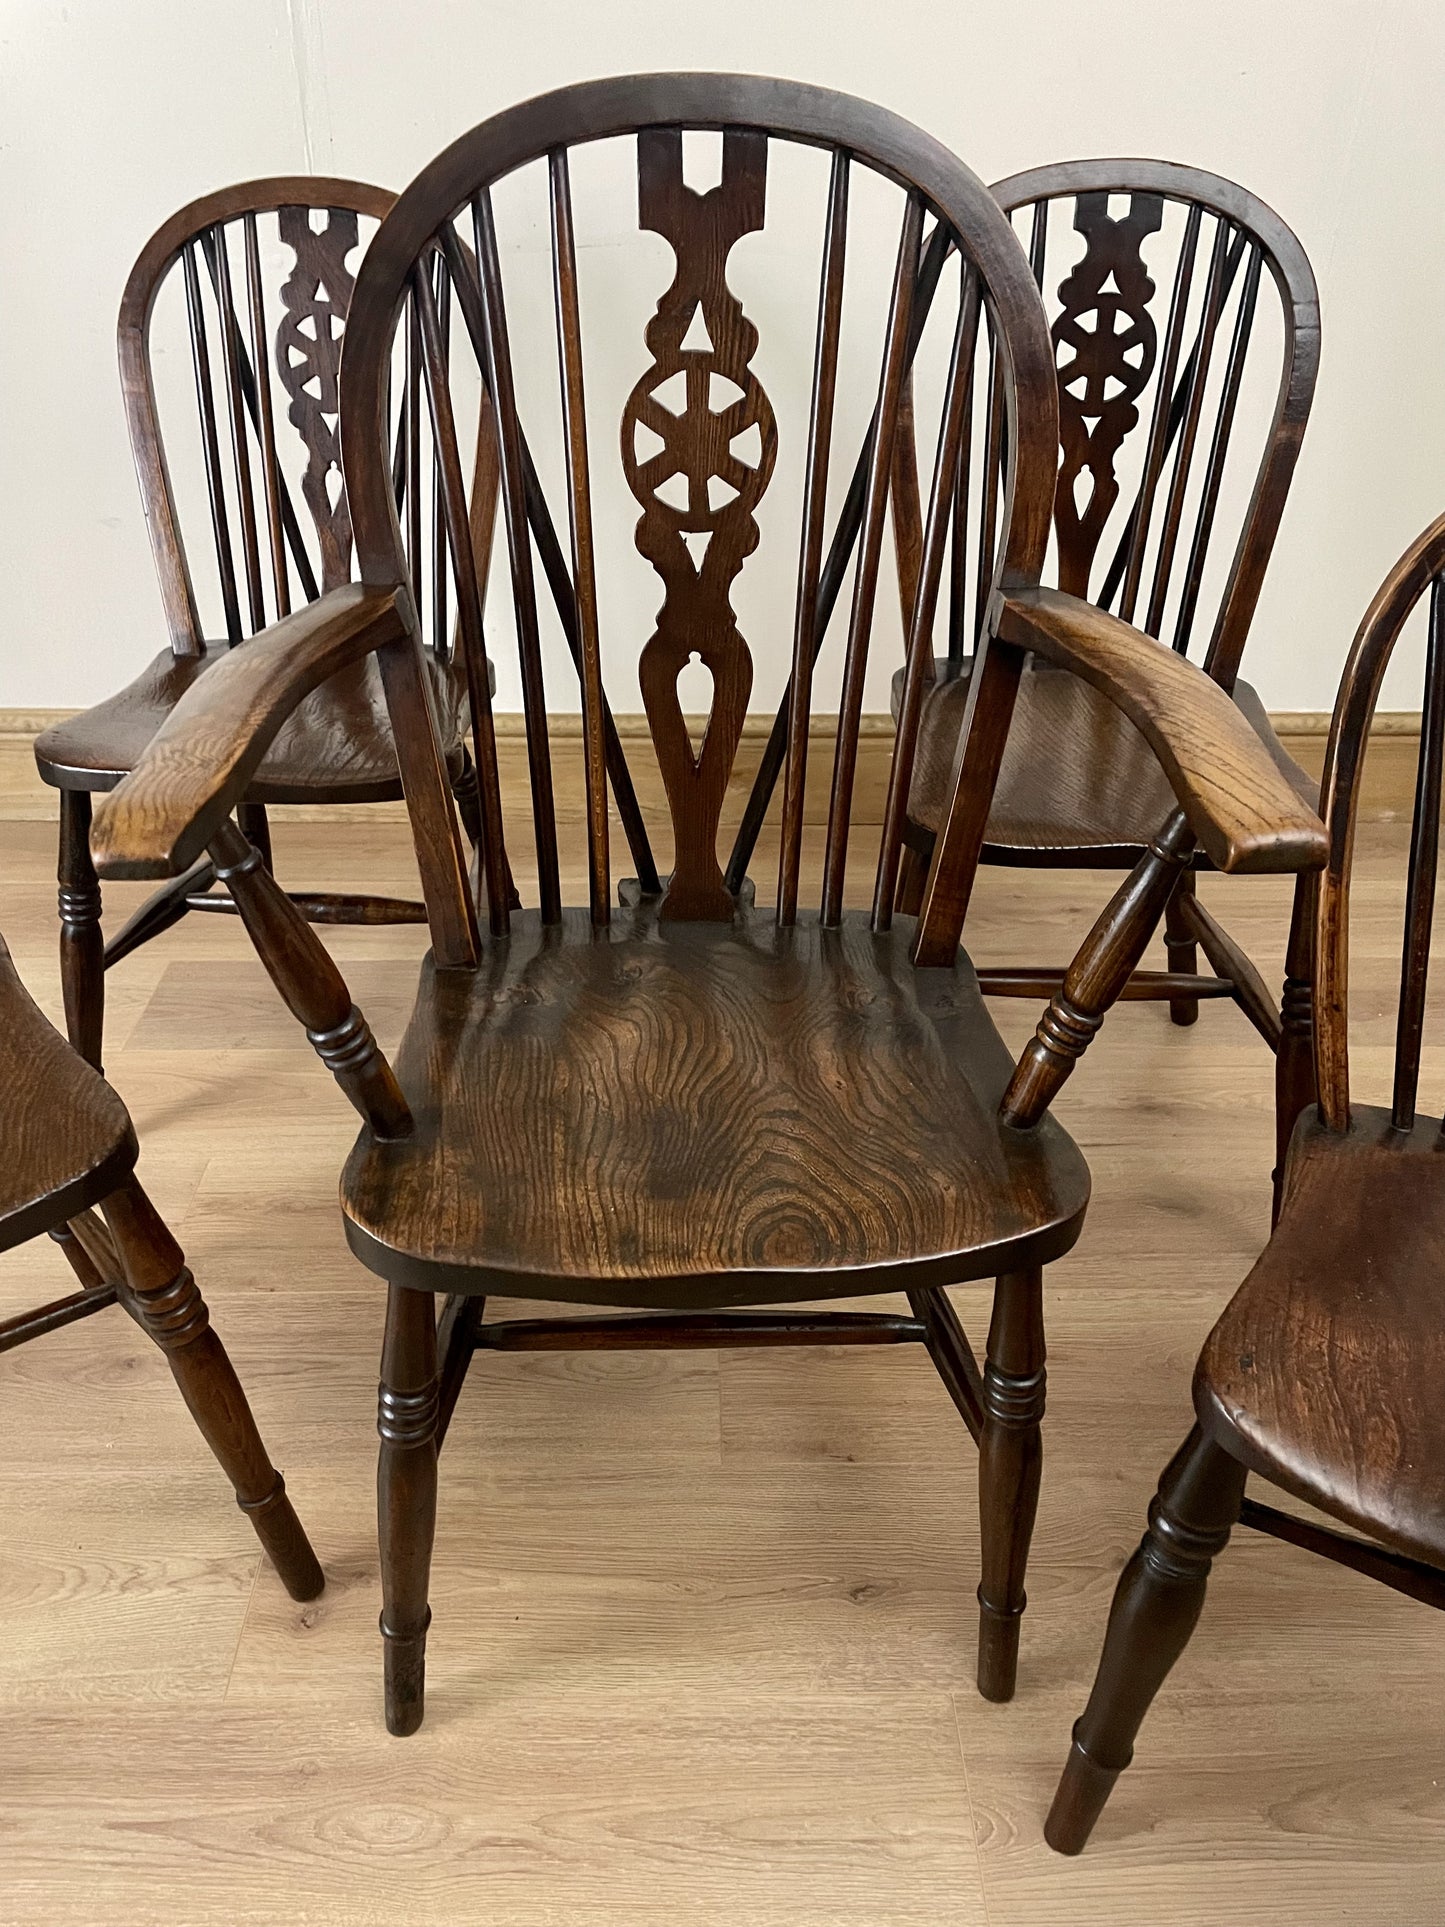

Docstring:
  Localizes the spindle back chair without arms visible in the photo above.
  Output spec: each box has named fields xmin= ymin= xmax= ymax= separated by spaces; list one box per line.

xmin=808 ymin=161 xmax=1316 ymax=1043
xmin=35 ymin=177 xmax=508 ymax=1072
xmin=0 ymin=930 xmax=322 ymax=1607
xmin=88 ymin=76 xmax=1325 ymax=1737
xmin=1047 ymin=508 xmax=1445 ymax=1855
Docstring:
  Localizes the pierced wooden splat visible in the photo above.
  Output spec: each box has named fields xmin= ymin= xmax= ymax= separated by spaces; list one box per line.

xmin=1051 ymin=191 xmax=1164 ymax=597
xmin=624 ymin=128 xmax=776 ymax=920
xmin=276 ymin=206 xmax=361 ymax=591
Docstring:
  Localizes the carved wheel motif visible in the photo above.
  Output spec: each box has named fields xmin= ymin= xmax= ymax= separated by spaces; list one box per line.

xmin=276 ymin=205 xmax=360 ymax=592
xmin=625 ymin=128 xmax=775 ymax=920
xmin=1051 ymin=191 xmax=1164 ymax=594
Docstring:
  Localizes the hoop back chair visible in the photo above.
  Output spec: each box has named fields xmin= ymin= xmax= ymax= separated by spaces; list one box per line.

xmin=0 ymin=929 xmax=322 ymax=1606
xmin=35 ymin=178 xmax=496 ymax=1070
xmin=857 ymin=162 xmax=1319 ymax=1040
xmin=88 ymin=76 xmax=1324 ymax=1736
xmin=1048 ymin=509 xmax=1445 ymax=1853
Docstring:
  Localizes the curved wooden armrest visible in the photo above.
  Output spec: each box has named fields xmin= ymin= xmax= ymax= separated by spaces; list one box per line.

xmin=90 ymin=584 xmax=410 ymax=878
xmin=995 ymin=587 xmax=1327 ymax=874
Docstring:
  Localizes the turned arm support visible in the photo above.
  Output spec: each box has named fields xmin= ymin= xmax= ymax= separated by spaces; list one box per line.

xmin=87 ymin=588 xmax=414 ymax=1140
xmin=89 ymin=583 xmax=410 ymax=879
xmin=995 ymin=587 xmax=1327 ymax=876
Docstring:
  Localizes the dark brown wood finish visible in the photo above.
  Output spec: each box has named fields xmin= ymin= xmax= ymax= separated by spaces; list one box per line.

xmin=91 ymin=77 xmax=1325 ymax=1736
xmin=1047 ymin=510 xmax=1445 ymax=1855
xmin=0 ymin=928 xmax=322 ymax=1601
xmin=895 ymin=158 xmax=1320 ymax=1048
xmin=34 ymin=176 xmax=485 ymax=1059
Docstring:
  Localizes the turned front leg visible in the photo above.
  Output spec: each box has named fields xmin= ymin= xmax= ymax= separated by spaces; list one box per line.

xmin=976 ymin=1266 xmax=1046 ymax=1702
xmin=378 ymin=1284 xmax=440 ymax=1736
xmin=1002 ymin=811 xmax=1197 ymax=1126
xmin=58 ymin=790 xmax=104 ymax=1070
xmin=208 ymin=817 xmax=411 ymax=1138
xmin=97 ymin=1179 xmax=323 ymax=1601
xmin=1045 ymin=1424 xmax=1245 ymax=1854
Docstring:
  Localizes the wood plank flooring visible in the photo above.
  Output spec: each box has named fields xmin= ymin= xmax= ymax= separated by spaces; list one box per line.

xmin=0 ymin=816 xmax=1442 ymax=1925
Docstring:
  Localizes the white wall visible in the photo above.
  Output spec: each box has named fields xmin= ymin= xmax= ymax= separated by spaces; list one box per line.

xmin=3 ymin=0 xmax=1443 ymax=715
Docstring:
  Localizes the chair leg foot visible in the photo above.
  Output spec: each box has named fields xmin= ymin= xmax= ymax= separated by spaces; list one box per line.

xmin=238 ymin=1476 xmax=326 ymax=1601
xmin=378 ymin=1283 xmax=439 ymax=1736
xmin=1044 ymin=1733 xmax=1123 ymax=1855
xmin=975 ymin=1266 xmax=1045 ymax=1702
xmin=381 ymin=1611 xmax=432 ymax=1736
xmin=976 ymin=1599 xmax=1024 ymax=1702
xmin=1164 ymin=874 xmax=1200 ymax=1028
xmin=1043 ymin=1423 xmax=1245 ymax=1854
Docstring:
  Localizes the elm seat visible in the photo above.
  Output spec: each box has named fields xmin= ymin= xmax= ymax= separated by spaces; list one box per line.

xmin=36 ymin=647 xmax=470 ymax=806
xmin=341 ymin=904 xmax=1092 ymax=1308
xmin=1198 ymin=1108 xmax=1445 ymax=1570
xmin=900 ymin=660 xmax=1317 ymax=862
xmin=0 ymin=934 xmax=136 ymax=1248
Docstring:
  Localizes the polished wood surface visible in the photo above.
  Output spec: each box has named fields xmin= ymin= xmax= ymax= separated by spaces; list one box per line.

xmin=1048 ymin=511 xmax=1445 ymax=1856
xmin=91 ymin=80 xmax=1328 ymax=1738
xmin=0 ymin=930 xmax=135 ymax=1248
xmin=2 ymin=814 xmax=1441 ymax=1923
xmin=898 ymin=159 xmax=1319 ymax=1030
xmin=905 ymin=659 xmax=1314 ymax=863
xmin=342 ymin=903 xmax=1089 ymax=1305
xmin=994 ymin=589 xmax=1325 ymax=875
xmin=36 ymin=634 xmax=463 ymax=808
xmin=86 ymin=586 xmax=412 ymax=877
xmin=1199 ymin=1108 xmax=1445 ymax=1566
xmin=34 ymin=178 xmax=477 ymax=1063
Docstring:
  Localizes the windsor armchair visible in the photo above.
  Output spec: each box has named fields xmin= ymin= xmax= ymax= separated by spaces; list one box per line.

xmin=34 ymin=178 xmax=491 ymax=1071
xmin=87 ymin=75 xmax=1324 ymax=1737
xmin=0 ymin=928 xmax=322 ymax=1605
xmin=861 ymin=162 xmax=1319 ymax=1039
xmin=1047 ymin=509 xmax=1445 ymax=1854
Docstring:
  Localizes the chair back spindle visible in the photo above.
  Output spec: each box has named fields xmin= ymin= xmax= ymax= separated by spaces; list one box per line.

xmin=337 ymin=77 xmax=1057 ymax=951
xmin=1312 ymin=516 xmax=1445 ymax=1133
xmin=987 ymin=164 xmax=1318 ymax=690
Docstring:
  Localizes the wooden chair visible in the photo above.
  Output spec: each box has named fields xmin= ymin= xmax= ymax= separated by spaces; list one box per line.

xmin=34 ymin=178 xmax=489 ymax=1072
xmin=0 ymin=928 xmax=322 ymax=1605
xmin=85 ymin=75 xmax=1325 ymax=1736
xmin=1046 ymin=509 xmax=1445 ymax=1854
xmin=869 ymin=162 xmax=1320 ymax=1038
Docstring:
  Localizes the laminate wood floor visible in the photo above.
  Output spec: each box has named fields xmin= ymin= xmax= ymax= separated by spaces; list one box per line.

xmin=0 ymin=816 xmax=1441 ymax=1926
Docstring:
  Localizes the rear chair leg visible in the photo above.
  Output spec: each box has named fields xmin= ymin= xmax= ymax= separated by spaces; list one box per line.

xmin=58 ymin=789 xmax=104 ymax=1070
xmin=1163 ymin=872 xmax=1200 ymax=1027
xmin=101 ymin=1178 xmax=323 ymax=1601
xmin=236 ymin=801 xmax=274 ymax=871
xmin=976 ymin=1266 xmax=1045 ymax=1701
xmin=451 ymin=751 xmax=483 ymax=850
xmin=1045 ymin=1424 xmax=1245 ymax=1854
xmin=895 ymin=837 xmax=931 ymax=917
xmin=378 ymin=1283 xmax=439 ymax=1736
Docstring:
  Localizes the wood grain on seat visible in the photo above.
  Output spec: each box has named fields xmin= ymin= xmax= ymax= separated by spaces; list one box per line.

xmin=903 ymin=660 xmax=1315 ymax=861
xmin=37 ymin=643 xmax=467 ymax=805
xmin=1197 ymin=1108 xmax=1445 ymax=1568
xmin=0 ymin=934 xmax=136 ymax=1252
xmin=341 ymin=903 xmax=1090 ymax=1307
